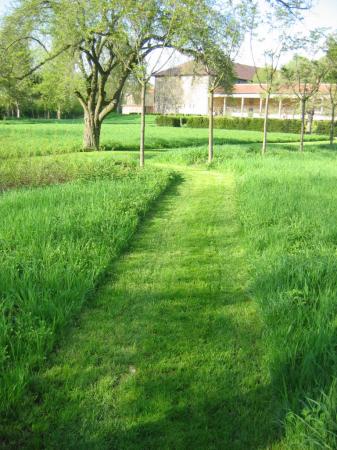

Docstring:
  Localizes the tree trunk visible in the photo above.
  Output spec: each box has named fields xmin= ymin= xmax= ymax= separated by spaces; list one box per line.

xmin=16 ymin=102 xmax=20 ymax=119
xmin=307 ymin=109 xmax=314 ymax=134
xmin=300 ymin=98 xmax=306 ymax=152
xmin=262 ymin=92 xmax=270 ymax=155
xmin=83 ymin=112 xmax=101 ymax=150
xmin=140 ymin=82 xmax=146 ymax=168
xmin=57 ymin=106 xmax=61 ymax=120
xmin=47 ymin=110 xmax=50 ymax=120
xmin=208 ymin=90 xmax=214 ymax=163
xmin=330 ymin=103 xmax=335 ymax=146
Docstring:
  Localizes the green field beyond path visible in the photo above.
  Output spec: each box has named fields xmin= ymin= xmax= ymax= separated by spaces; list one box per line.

xmin=5 ymin=168 xmax=278 ymax=449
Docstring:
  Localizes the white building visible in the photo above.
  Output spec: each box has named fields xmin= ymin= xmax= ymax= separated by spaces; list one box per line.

xmin=153 ymin=61 xmax=332 ymax=120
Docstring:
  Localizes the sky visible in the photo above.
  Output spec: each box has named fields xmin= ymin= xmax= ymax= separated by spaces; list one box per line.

xmin=148 ymin=0 xmax=337 ymax=73
xmin=1 ymin=0 xmax=337 ymax=70
xmin=238 ymin=0 xmax=337 ymax=66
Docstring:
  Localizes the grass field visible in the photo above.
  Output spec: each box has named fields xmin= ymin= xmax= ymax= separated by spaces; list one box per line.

xmin=1 ymin=115 xmax=336 ymax=448
xmin=0 ymin=160 xmax=174 ymax=416
xmin=0 ymin=114 xmax=327 ymax=159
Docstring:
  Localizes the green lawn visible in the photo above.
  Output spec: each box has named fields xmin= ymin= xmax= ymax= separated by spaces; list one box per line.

xmin=1 ymin=115 xmax=336 ymax=449
xmin=0 ymin=114 xmax=327 ymax=159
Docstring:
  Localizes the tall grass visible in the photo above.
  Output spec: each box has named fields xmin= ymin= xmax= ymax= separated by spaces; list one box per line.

xmin=0 ymin=116 xmax=325 ymax=159
xmin=0 ymin=153 xmax=137 ymax=190
xmin=0 ymin=165 xmax=174 ymax=414
xmin=234 ymin=156 xmax=337 ymax=448
xmin=158 ymin=143 xmax=337 ymax=447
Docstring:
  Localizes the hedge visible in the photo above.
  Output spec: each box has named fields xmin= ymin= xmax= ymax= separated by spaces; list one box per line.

xmin=313 ymin=120 xmax=337 ymax=137
xmin=155 ymin=114 xmax=336 ymax=135
xmin=155 ymin=115 xmax=188 ymax=127
xmin=186 ymin=116 xmax=303 ymax=133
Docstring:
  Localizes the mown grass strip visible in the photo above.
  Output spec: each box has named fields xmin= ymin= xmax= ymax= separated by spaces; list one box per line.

xmin=0 ymin=166 xmax=174 ymax=415
xmin=3 ymin=169 xmax=280 ymax=449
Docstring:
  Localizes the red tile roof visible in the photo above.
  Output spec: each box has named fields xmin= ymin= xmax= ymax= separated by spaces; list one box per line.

xmin=154 ymin=60 xmax=258 ymax=81
xmin=215 ymin=83 xmax=332 ymax=95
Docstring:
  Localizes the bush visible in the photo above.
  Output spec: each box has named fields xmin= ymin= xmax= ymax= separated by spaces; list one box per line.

xmin=186 ymin=116 xmax=303 ymax=134
xmin=313 ymin=120 xmax=337 ymax=136
xmin=185 ymin=116 xmax=209 ymax=128
xmin=155 ymin=115 xmax=181 ymax=127
xmin=157 ymin=114 xmax=336 ymax=135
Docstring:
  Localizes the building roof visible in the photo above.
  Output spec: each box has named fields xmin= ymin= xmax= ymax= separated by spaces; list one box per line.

xmin=154 ymin=60 xmax=257 ymax=81
xmin=214 ymin=83 xmax=332 ymax=96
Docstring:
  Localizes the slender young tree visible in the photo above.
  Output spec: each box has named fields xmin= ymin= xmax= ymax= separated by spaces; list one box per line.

xmin=324 ymin=34 xmax=337 ymax=145
xmin=252 ymin=54 xmax=283 ymax=155
xmin=118 ymin=0 xmax=182 ymax=167
xmin=282 ymin=55 xmax=324 ymax=151
xmin=249 ymin=1 xmax=295 ymax=155
xmin=203 ymin=52 xmax=235 ymax=163
xmin=189 ymin=9 xmax=243 ymax=162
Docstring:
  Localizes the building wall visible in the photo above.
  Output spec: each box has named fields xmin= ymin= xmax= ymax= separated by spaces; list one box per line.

xmin=155 ymin=75 xmax=209 ymax=115
xmin=122 ymin=90 xmax=154 ymax=115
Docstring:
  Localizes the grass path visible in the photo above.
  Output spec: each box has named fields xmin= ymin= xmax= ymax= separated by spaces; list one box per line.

xmin=8 ymin=168 xmax=280 ymax=449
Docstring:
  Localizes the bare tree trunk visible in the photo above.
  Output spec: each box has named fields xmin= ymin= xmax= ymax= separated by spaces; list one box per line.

xmin=140 ymin=81 xmax=146 ymax=168
xmin=307 ymin=109 xmax=314 ymax=134
xmin=16 ymin=102 xmax=20 ymax=119
xmin=57 ymin=106 xmax=61 ymax=120
xmin=83 ymin=111 xmax=101 ymax=150
xmin=47 ymin=110 xmax=50 ymax=120
xmin=262 ymin=92 xmax=270 ymax=155
xmin=300 ymin=98 xmax=306 ymax=152
xmin=330 ymin=103 xmax=335 ymax=146
xmin=208 ymin=90 xmax=214 ymax=163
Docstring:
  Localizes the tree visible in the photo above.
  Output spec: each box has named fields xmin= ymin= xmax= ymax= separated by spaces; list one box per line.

xmin=0 ymin=13 xmax=35 ymax=118
xmin=202 ymin=51 xmax=235 ymax=164
xmin=189 ymin=8 xmax=243 ymax=162
xmin=37 ymin=55 xmax=81 ymax=119
xmin=11 ymin=0 xmax=221 ymax=151
xmin=282 ymin=55 xmax=324 ymax=151
xmin=323 ymin=33 xmax=337 ymax=145
xmin=118 ymin=0 xmax=184 ymax=167
xmin=249 ymin=1 xmax=297 ymax=155
xmin=269 ymin=0 xmax=313 ymax=11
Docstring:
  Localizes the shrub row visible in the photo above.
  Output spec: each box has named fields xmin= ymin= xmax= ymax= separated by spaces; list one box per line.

xmin=156 ymin=114 xmax=337 ymax=135
xmin=313 ymin=120 xmax=337 ymax=136
xmin=186 ymin=116 xmax=304 ymax=133
xmin=155 ymin=115 xmax=188 ymax=127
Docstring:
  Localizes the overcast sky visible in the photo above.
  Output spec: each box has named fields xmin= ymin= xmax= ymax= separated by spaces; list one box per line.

xmin=1 ymin=0 xmax=337 ymax=69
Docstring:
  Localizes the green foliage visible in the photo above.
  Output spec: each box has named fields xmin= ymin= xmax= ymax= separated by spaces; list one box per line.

xmin=184 ymin=115 xmax=304 ymax=133
xmin=281 ymin=55 xmax=324 ymax=99
xmin=313 ymin=120 xmax=337 ymax=136
xmin=185 ymin=115 xmax=209 ymax=128
xmin=0 ymin=161 xmax=173 ymax=414
xmin=155 ymin=115 xmax=184 ymax=127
